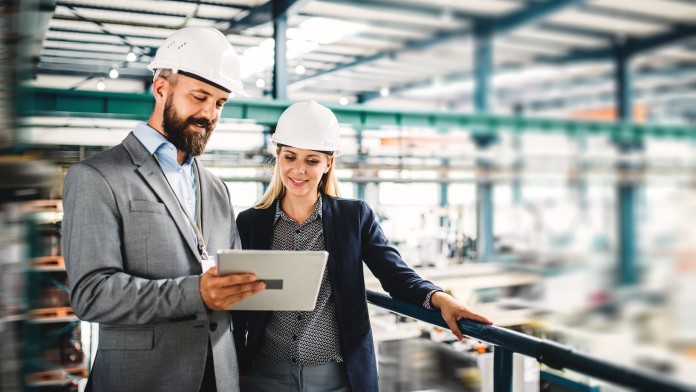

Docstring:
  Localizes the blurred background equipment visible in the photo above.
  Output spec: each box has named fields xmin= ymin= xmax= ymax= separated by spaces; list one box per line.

xmin=2 ymin=0 xmax=696 ymax=390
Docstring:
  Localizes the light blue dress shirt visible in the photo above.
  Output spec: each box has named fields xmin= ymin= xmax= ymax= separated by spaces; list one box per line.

xmin=133 ymin=122 xmax=199 ymax=246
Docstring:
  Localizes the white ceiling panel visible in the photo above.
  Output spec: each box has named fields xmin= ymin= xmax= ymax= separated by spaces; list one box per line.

xmin=510 ymin=26 xmax=607 ymax=49
xmin=588 ymin=0 xmax=696 ymax=23
xmin=547 ymin=9 xmax=669 ymax=37
xmin=302 ymin=1 xmax=465 ymax=29
xmin=56 ymin=0 xmax=198 ymax=15
xmin=54 ymin=5 xmax=186 ymax=28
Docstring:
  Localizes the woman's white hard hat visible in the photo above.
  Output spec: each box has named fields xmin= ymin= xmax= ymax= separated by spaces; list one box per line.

xmin=148 ymin=27 xmax=249 ymax=97
xmin=271 ymin=101 xmax=341 ymax=156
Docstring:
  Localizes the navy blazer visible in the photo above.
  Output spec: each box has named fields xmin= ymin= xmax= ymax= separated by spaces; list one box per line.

xmin=233 ymin=195 xmax=442 ymax=391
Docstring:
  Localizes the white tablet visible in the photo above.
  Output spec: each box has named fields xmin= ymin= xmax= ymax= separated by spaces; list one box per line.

xmin=216 ymin=250 xmax=329 ymax=311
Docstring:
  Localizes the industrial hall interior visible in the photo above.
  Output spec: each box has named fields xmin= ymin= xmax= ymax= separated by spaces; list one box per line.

xmin=1 ymin=0 xmax=695 ymax=391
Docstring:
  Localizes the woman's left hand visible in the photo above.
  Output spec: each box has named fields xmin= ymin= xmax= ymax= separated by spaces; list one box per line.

xmin=430 ymin=291 xmax=493 ymax=341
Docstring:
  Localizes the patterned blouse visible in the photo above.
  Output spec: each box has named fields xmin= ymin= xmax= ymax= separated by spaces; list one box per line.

xmin=256 ymin=195 xmax=343 ymax=365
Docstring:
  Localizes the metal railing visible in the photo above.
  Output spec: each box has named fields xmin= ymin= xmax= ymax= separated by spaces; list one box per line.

xmin=366 ymin=290 xmax=696 ymax=392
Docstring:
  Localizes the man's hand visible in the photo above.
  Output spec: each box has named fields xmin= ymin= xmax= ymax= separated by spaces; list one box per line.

xmin=431 ymin=291 xmax=493 ymax=341
xmin=199 ymin=267 xmax=266 ymax=310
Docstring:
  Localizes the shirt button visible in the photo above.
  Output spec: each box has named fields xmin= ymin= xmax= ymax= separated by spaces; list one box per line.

xmin=295 ymin=229 xmax=300 ymax=234
xmin=297 ymin=315 xmax=302 ymax=321
xmin=209 ymin=322 xmax=217 ymax=332
xmin=292 ymin=335 xmax=297 ymax=341
xmin=292 ymin=358 xmax=297 ymax=363
xmin=178 ymin=169 xmax=183 ymax=173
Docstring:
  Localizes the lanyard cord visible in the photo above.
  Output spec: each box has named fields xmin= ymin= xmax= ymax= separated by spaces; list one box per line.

xmin=152 ymin=154 xmax=209 ymax=259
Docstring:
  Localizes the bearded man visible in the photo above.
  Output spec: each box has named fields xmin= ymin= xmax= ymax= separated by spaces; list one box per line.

xmin=62 ymin=27 xmax=266 ymax=392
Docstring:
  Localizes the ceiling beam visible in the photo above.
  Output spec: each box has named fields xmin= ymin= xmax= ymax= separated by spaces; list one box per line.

xmin=631 ymin=24 xmax=696 ymax=54
xmin=533 ymin=23 xmax=617 ymax=41
xmin=526 ymin=81 xmax=696 ymax=112
xmin=227 ymin=0 xmax=310 ymax=32
xmin=498 ymin=74 xmax=696 ymax=111
xmin=359 ymin=59 xmax=696 ymax=109
xmin=492 ymin=0 xmax=585 ymax=32
xmin=543 ymin=24 xmax=696 ymax=63
xmin=52 ymin=14 xmax=183 ymax=31
xmin=319 ymin=0 xmax=494 ymax=22
xmin=367 ymin=23 xmax=695 ymax=103
xmin=578 ymin=3 xmax=691 ymax=26
xmin=48 ymin=25 xmax=166 ymax=41
xmin=54 ymin=0 xmax=249 ymax=22
xmin=292 ymin=0 xmax=586 ymax=88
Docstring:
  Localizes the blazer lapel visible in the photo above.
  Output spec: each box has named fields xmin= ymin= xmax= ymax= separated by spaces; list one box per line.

xmin=321 ymin=197 xmax=344 ymax=293
xmin=124 ymin=133 xmax=201 ymax=261
xmin=245 ymin=204 xmax=277 ymax=250
xmin=257 ymin=205 xmax=275 ymax=250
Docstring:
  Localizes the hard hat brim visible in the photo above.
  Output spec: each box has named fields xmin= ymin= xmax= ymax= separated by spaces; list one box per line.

xmin=179 ymin=71 xmax=250 ymax=97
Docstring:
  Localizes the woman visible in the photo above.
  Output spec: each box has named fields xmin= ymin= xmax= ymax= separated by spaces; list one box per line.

xmin=233 ymin=101 xmax=491 ymax=392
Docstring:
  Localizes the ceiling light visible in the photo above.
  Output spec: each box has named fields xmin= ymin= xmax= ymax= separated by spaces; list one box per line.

xmin=297 ymin=17 xmax=366 ymax=45
xmin=96 ymin=79 xmax=105 ymax=91
xmin=295 ymin=64 xmax=306 ymax=75
xmin=109 ymin=68 xmax=119 ymax=79
xmin=287 ymin=40 xmax=318 ymax=54
xmin=126 ymin=51 xmax=136 ymax=62
xmin=339 ymin=96 xmax=348 ymax=105
xmin=380 ymin=87 xmax=390 ymax=97
xmin=259 ymin=38 xmax=275 ymax=49
xmin=241 ymin=44 xmax=275 ymax=78
xmin=432 ymin=76 xmax=443 ymax=89
xmin=256 ymin=78 xmax=265 ymax=88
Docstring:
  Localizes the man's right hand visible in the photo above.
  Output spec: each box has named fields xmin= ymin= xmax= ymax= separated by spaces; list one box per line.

xmin=199 ymin=267 xmax=266 ymax=310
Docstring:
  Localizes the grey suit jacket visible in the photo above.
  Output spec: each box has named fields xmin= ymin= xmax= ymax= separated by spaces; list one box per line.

xmin=63 ymin=132 xmax=240 ymax=392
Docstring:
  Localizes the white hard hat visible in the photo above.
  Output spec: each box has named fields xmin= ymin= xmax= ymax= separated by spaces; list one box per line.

xmin=148 ymin=27 xmax=248 ymax=97
xmin=271 ymin=101 xmax=341 ymax=155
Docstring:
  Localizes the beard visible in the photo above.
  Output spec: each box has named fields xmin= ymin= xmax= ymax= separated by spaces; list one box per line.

xmin=162 ymin=95 xmax=214 ymax=156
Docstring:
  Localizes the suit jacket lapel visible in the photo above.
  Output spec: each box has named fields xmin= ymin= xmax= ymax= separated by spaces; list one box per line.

xmin=123 ymin=133 xmax=201 ymax=261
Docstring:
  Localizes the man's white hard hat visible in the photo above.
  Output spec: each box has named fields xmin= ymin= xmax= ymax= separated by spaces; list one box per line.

xmin=148 ymin=27 xmax=249 ymax=97
xmin=271 ymin=101 xmax=341 ymax=156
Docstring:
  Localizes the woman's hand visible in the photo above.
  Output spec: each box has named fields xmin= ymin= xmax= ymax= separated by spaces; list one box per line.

xmin=430 ymin=291 xmax=493 ymax=341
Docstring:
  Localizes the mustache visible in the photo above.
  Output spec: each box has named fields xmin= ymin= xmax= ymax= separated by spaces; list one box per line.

xmin=188 ymin=117 xmax=213 ymax=132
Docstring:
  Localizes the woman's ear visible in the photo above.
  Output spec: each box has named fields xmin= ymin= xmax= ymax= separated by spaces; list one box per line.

xmin=324 ymin=157 xmax=334 ymax=174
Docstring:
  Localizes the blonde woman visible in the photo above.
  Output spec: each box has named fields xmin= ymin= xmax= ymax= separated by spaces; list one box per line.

xmin=233 ymin=101 xmax=491 ymax=392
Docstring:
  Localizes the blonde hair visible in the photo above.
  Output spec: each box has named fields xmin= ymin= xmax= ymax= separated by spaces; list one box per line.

xmin=254 ymin=147 xmax=340 ymax=209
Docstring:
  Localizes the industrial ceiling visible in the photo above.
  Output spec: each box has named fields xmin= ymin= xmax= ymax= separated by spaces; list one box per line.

xmin=27 ymin=0 xmax=696 ymax=121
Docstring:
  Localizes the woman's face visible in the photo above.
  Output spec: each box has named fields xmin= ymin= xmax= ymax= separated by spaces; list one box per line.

xmin=277 ymin=146 xmax=333 ymax=201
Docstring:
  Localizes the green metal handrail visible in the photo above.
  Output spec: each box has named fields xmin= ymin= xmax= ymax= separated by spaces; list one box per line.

xmin=366 ymin=290 xmax=696 ymax=392
xmin=18 ymin=87 xmax=696 ymax=141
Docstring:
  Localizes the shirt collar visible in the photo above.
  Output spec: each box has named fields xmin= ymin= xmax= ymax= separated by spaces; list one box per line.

xmin=132 ymin=122 xmax=193 ymax=166
xmin=274 ymin=194 xmax=323 ymax=224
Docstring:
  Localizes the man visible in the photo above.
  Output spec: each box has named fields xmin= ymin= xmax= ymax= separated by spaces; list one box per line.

xmin=62 ymin=27 xmax=265 ymax=392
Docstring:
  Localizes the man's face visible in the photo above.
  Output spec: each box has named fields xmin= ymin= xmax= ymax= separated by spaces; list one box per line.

xmin=161 ymin=75 xmax=229 ymax=156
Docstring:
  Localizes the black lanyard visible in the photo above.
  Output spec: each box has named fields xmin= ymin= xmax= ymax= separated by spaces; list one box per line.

xmin=152 ymin=155 xmax=210 ymax=260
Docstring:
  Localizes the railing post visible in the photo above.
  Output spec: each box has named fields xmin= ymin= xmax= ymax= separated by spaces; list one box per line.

xmin=494 ymin=346 xmax=514 ymax=392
